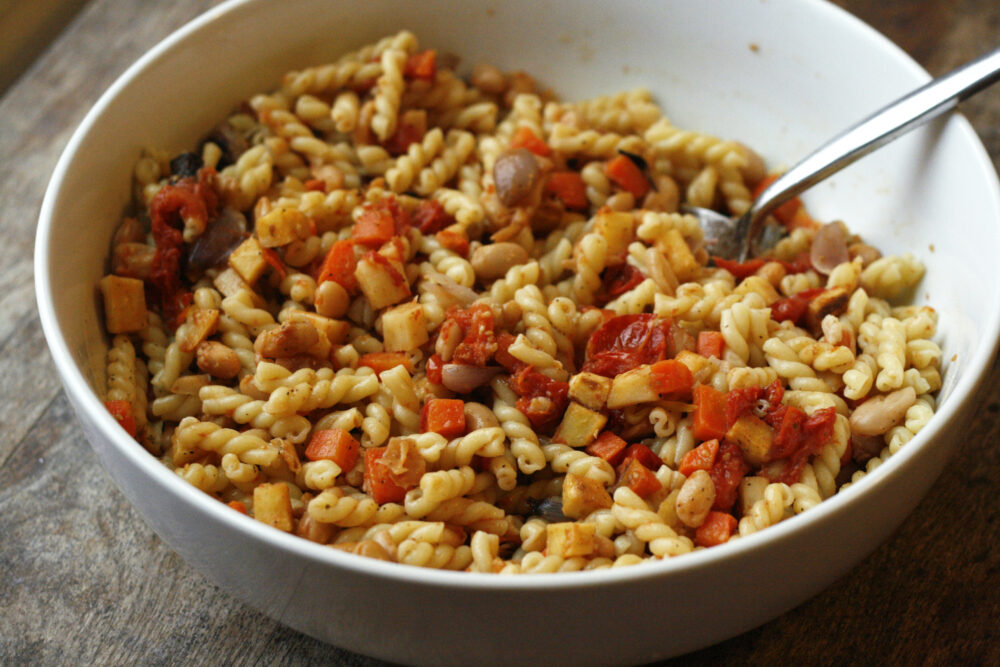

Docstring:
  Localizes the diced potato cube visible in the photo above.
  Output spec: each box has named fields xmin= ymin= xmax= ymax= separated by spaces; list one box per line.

xmin=213 ymin=267 xmax=251 ymax=298
xmin=355 ymin=253 xmax=411 ymax=309
xmin=726 ymin=414 xmax=774 ymax=466
xmin=675 ymin=350 xmax=711 ymax=378
xmin=657 ymin=228 xmax=699 ymax=282
xmin=228 ymin=236 xmax=268 ymax=285
xmin=734 ymin=275 xmax=781 ymax=306
xmin=381 ymin=301 xmax=429 ymax=352
xmin=169 ymin=373 xmax=211 ymax=396
xmin=606 ymin=365 xmax=659 ymax=409
xmin=178 ymin=307 xmax=219 ymax=353
xmin=553 ymin=402 xmax=608 ymax=448
xmin=99 ymin=274 xmax=147 ymax=333
xmin=562 ymin=473 xmax=613 ymax=519
xmin=286 ymin=311 xmax=350 ymax=346
xmin=252 ymin=482 xmax=294 ymax=532
xmin=807 ymin=286 xmax=851 ymax=330
xmin=546 ymin=522 xmax=597 ymax=559
xmin=255 ymin=206 xmax=312 ymax=248
xmin=595 ymin=210 xmax=635 ymax=257
xmin=568 ymin=372 xmax=611 ymax=411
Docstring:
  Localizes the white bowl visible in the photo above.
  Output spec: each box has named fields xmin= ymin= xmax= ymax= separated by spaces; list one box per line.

xmin=34 ymin=0 xmax=1000 ymax=664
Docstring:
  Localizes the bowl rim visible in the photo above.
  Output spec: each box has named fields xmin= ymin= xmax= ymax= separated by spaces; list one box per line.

xmin=34 ymin=0 xmax=1000 ymax=592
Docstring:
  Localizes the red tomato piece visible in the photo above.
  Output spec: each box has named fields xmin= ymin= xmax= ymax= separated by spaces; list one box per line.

xmin=447 ymin=303 xmax=498 ymax=367
xmin=104 ymin=400 xmax=137 ymax=437
xmin=708 ymin=441 xmax=750 ymax=511
xmin=353 ymin=204 xmax=396 ymax=248
xmin=618 ymin=443 xmax=662 ymax=474
xmin=582 ymin=314 xmax=676 ymax=377
xmin=412 ymin=199 xmax=453 ymax=234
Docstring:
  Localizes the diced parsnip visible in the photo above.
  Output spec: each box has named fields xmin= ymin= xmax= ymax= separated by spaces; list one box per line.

xmin=739 ymin=476 xmax=770 ymax=515
xmin=253 ymin=320 xmax=322 ymax=359
xmin=553 ymin=402 xmax=608 ymax=448
xmin=568 ymin=372 xmax=612 ymax=411
xmin=381 ymin=301 xmax=429 ymax=352
xmin=286 ymin=311 xmax=350 ymax=346
xmin=595 ymin=210 xmax=635 ymax=257
xmin=255 ymin=206 xmax=312 ymax=248
xmin=169 ymin=373 xmax=211 ymax=396
xmin=807 ymin=286 xmax=851 ymax=330
xmin=657 ymin=228 xmax=699 ymax=282
xmin=675 ymin=350 xmax=711 ymax=378
xmin=606 ymin=365 xmax=659 ymax=409
xmin=561 ymin=473 xmax=612 ymax=519
xmin=228 ymin=236 xmax=269 ymax=285
xmin=734 ymin=275 xmax=780 ymax=305
xmin=726 ymin=414 xmax=774 ymax=466
xmin=99 ymin=274 xmax=147 ymax=333
xmin=213 ymin=267 xmax=251 ymax=298
xmin=355 ymin=252 xmax=411 ymax=309
xmin=252 ymin=482 xmax=294 ymax=532
xmin=178 ymin=307 xmax=220 ymax=352
xmin=546 ymin=522 xmax=597 ymax=558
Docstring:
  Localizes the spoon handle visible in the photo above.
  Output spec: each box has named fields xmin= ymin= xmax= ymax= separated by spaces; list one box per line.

xmin=740 ymin=46 xmax=1000 ymax=261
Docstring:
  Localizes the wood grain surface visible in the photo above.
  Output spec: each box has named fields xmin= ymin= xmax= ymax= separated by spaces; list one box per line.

xmin=2 ymin=1 xmax=998 ymax=664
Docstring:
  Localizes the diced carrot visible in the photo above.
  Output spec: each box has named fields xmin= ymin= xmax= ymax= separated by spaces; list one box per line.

xmin=353 ymin=205 xmax=395 ymax=247
xmin=604 ymin=154 xmax=649 ymax=199
xmin=358 ymin=352 xmax=412 ymax=374
xmin=618 ymin=443 xmax=662 ymax=474
xmin=752 ymin=174 xmax=801 ymax=226
xmin=404 ymin=49 xmax=437 ymax=80
xmin=260 ymin=246 xmax=288 ymax=280
xmin=510 ymin=126 xmax=551 ymax=157
xmin=621 ymin=459 xmax=662 ymax=498
xmin=305 ymin=428 xmax=361 ymax=470
xmin=649 ymin=359 xmax=694 ymax=400
xmin=586 ymin=431 xmax=628 ymax=467
xmin=363 ymin=447 xmax=408 ymax=504
xmin=227 ymin=501 xmax=248 ymax=515
xmin=436 ymin=228 xmax=469 ymax=256
xmin=420 ymin=398 xmax=466 ymax=438
xmin=104 ymin=400 xmax=137 ymax=437
xmin=678 ymin=438 xmax=719 ymax=477
xmin=692 ymin=384 xmax=728 ymax=441
xmin=546 ymin=171 xmax=588 ymax=210
xmin=695 ymin=511 xmax=737 ymax=547
xmin=697 ymin=331 xmax=725 ymax=359
xmin=316 ymin=239 xmax=357 ymax=292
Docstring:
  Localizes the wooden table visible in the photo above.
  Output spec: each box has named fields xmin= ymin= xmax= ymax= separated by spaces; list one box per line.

xmin=2 ymin=1 xmax=998 ymax=664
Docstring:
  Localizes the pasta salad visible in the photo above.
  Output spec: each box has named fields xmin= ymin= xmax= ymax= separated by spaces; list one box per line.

xmin=98 ymin=31 xmax=940 ymax=573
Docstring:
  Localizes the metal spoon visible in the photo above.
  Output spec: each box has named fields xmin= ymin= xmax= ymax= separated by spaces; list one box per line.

xmin=686 ymin=46 xmax=1000 ymax=262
